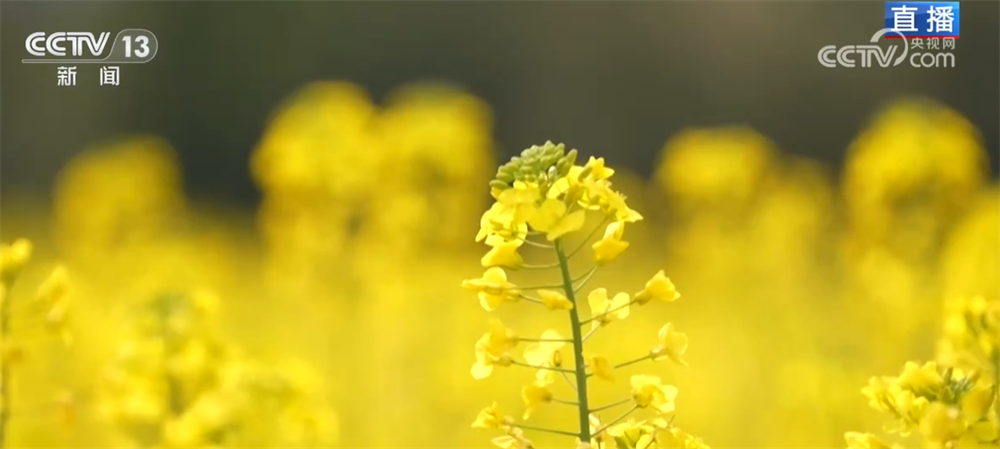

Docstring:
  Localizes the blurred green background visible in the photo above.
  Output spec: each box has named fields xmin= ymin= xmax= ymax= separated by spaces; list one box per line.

xmin=2 ymin=1 xmax=997 ymax=203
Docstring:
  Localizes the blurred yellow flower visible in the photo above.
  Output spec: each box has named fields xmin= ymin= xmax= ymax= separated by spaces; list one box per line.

xmin=919 ymin=402 xmax=967 ymax=444
xmin=961 ymin=382 xmax=995 ymax=422
xmin=652 ymin=323 xmax=689 ymax=367
xmin=630 ymin=375 xmax=678 ymax=414
xmin=523 ymin=330 xmax=566 ymax=385
xmin=654 ymin=126 xmax=777 ymax=215
xmin=897 ymin=361 xmax=944 ymax=394
xmin=538 ymin=289 xmax=574 ymax=311
xmin=586 ymin=355 xmax=616 ymax=382
xmin=471 ymin=320 xmax=518 ymax=380
xmin=472 ymin=403 xmax=510 ymax=429
xmin=655 ymin=425 xmax=711 ymax=449
xmin=521 ymin=382 xmax=553 ymax=419
xmin=588 ymin=288 xmax=631 ymax=328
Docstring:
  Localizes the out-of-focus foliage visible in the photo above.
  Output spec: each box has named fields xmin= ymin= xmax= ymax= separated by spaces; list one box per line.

xmin=100 ymin=289 xmax=337 ymax=448
xmin=0 ymin=87 xmax=995 ymax=448
xmin=0 ymin=239 xmax=74 ymax=448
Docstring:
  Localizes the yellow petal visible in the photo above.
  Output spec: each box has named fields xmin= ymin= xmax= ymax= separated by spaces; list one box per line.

xmin=538 ymin=290 xmax=574 ymax=310
xmin=471 ymin=361 xmax=494 ymax=379
xmin=546 ymin=210 xmax=587 ymax=241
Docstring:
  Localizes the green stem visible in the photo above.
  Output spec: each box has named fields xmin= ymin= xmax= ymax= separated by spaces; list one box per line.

xmin=614 ymin=354 xmax=653 ymax=369
xmin=521 ymin=239 xmax=555 ymax=250
xmin=573 ymin=266 xmax=599 ymax=294
xmin=518 ymin=294 xmax=547 ymax=305
xmin=516 ymin=269 xmax=599 ymax=291
xmin=518 ymin=337 xmax=573 ymax=343
xmin=553 ymin=397 xmax=579 ymax=406
xmin=510 ymin=360 xmax=575 ymax=374
xmin=589 ymin=398 xmax=632 ymax=413
xmin=593 ymin=405 xmax=638 ymax=436
xmin=992 ymin=349 xmax=999 ymax=423
xmin=560 ymin=371 xmax=577 ymax=391
xmin=522 ymin=262 xmax=560 ymax=270
xmin=579 ymin=298 xmax=637 ymax=326
xmin=566 ymin=218 xmax=609 ymax=259
xmin=555 ymin=239 xmax=591 ymax=442
xmin=515 ymin=423 xmax=581 ymax=438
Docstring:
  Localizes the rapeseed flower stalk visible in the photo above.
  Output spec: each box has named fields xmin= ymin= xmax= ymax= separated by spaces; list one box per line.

xmin=368 ymin=81 xmax=495 ymax=254
xmin=0 ymin=239 xmax=73 ymax=448
xmin=52 ymin=137 xmax=187 ymax=273
xmin=840 ymin=99 xmax=989 ymax=362
xmin=252 ymin=81 xmax=381 ymax=295
xmin=463 ymin=142 xmax=707 ymax=449
xmin=845 ymin=297 xmax=999 ymax=449
xmin=842 ymin=98 xmax=987 ymax=265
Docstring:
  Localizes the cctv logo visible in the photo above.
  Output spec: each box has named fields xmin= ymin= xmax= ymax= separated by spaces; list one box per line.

xmin=817 ymin=28 xmax=909 ymax=68
xmin=25 ymin=32 xmax=111 ymax=58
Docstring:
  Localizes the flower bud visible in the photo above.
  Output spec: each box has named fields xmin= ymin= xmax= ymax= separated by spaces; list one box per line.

xmin=490 ymin=179 xmax=510 ymax=190
xmin=563 ymin=149 xmax=578 ymax=166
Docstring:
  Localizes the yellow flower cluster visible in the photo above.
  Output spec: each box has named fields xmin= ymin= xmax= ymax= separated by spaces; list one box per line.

xmin=0 ymin=239 xmax=72 ymax=447
xmin=938 ymin=296 xmax=1000 ymax=378
xmin=463 ymin=142 xmax=706 ymax=449
xmin=101 ymin=289 xmax=337 ymax=448
xmin=52 ymin=137 xmax=187 ymax=268
xmin=252 ymin=81 xmax=494 ymax=295
xmin=846 ymin=297 xmax=999 ymax=449
xmin=842 ymin=99 xmax=987 ymax=263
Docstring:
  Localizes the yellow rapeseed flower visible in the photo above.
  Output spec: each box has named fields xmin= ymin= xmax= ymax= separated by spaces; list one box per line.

xmin=588 ymin=288 xmax=631 ymax=328
xmin=478 ymin=203 xmax=529 ymax=247
xmin=523 ymin=330 xmax=566 ymax=385
xmin=592 ymin=221 xmax=629 ymax=266
xmin=635 ymin=271 xmax=680 ymax=305
xmin=655 ymin=425 xmax=712 ymax=449
xmin=462 ymin=268 xmax=520 ymax=311
xmin=586 ymin=355 xmax=616 ymax=382
xmin=466 ymin=142 xmax=702 ymax=447
xmin=471 ymin=319 xmax=518 ymax=380
xmin=919 ymin=402 xmax=967 ymax=444
xmin=528 ymin=198 xmax=587 ymax=241
xmin=961 ymin=382 xmax=995 ymax=421
xmin=652 ymin=323 xmax=689 ymax=367
xmin=472 ymin=402 xmax=511 ymax=429
xmin=481 ymin=242 xmax=525 ymax=270
xmin=521 ymin=382 xmax=554 ymax=419
xmin=630 ymin=375 xmax=678 ymax=415
xmin=897 ymin=361 xmax=944 ymax=395
xmin=538 ymin=289 xmax=574 ymax=311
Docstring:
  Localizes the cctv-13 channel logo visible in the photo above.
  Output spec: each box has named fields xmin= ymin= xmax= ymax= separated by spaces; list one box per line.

xmin=23 ymin=29 xmax=158 ymax=87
